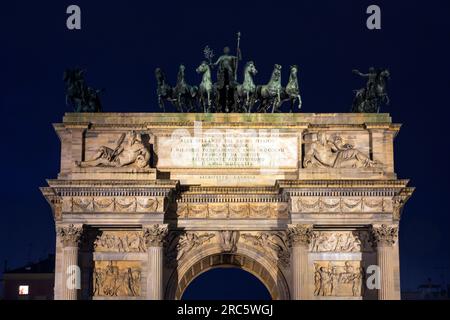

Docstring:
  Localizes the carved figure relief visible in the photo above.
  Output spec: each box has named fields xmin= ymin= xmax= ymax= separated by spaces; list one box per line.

xmin=313 ymin=261 xmax=364 ymax=297
xmin=94 ymin=231 xmax=146 ymax=253
xmin=93 ymin=261 xmax=141 ymax=297
xmin=165 ymin=232 xmax=216 ymax=265
xmin=218 ymin=231 xmax=239 ymax=253
xmin=241 ymin=232 xmax=290 ymax=268
xmin=303 ymin=132 xmax=378 ymax=169
xmin=310 ymin=231 xmax=373 ymax=253
xmin=77 ymin=131 xmax=150 ymax=168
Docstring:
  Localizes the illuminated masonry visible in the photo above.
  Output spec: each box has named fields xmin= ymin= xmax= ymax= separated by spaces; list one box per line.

xmin=41 ymin=112 xmax=413 ymax=300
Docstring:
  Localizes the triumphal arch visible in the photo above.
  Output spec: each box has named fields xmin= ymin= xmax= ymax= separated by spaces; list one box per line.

xmin=41 ymin=112 xmax=413 ymax=300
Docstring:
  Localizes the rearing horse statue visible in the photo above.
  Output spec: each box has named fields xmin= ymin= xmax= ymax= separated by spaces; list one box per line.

xmin=256 ymin=64 xmax=283 ymax=113
xmin=281 ymin=65 xmax=302 ymax=112
xmin=196 ymin=61 xmax=214 ymax=113
xmin=235 ymin=61 xmax=258 ymax=113
xmin=154 ymin=68 xmax=173 ymax=112
xmin=173 ymin=64 xmax=198 ymax=112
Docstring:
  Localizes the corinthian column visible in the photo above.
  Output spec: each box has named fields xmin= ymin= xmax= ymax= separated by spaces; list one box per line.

xmin=287 ymin=224 xmax=313 ymax=300
xmin=372 ymin=224 xmax=400 ymax=300
xmin=56 ymin=224 xmax=83 ymax=300
xmin=144 ymin=224 xmax=168 ymax=300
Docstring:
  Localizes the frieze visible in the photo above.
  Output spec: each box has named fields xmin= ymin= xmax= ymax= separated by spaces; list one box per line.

xmin=314 ymin=261 xmax=364 ymax=297
xmin=292 ymin=196 xmax=393 ymax=213
xmin=310 ymin=231 xmax=373 ymax=253
xmin=64 ymin=196 xmax=162 ymax=213
xmin=93 ymin=261 xmax=141 ymax=297
xmin=94 ymin=231 xmax=146 ymax=253
xmin=176 ymin=202 xmax=289 ymax=219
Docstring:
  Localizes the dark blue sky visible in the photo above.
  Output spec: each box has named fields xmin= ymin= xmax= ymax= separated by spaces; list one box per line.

xmin=1 ymin=0 xmax=450 ymax=295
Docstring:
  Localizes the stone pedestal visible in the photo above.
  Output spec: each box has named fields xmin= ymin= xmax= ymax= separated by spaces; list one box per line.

xmin=288 ymin=224 xmax=313 ymax=300
xmin=56 ymin=224 xmax=83 ymax=300
xmin=144 ymin=224 xmax=168 ymax=300
xmin=372 ymin=224 xmax=400 ymax=300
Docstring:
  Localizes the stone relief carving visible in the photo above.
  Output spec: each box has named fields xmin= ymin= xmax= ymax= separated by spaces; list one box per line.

xmin=241 ymin=232 xmax=290 ymax=268
xmin=303 ymin=132 xmax=379 ymax=169
xmin=294 ymin=197 xmax=391 ymax=213
xmin=314 ymin=261 xmax=364 ymax=297
xmin=176 ymin=202 xmax=288 ymax=219
xmin=166 ymin=232 xmax=216 ymax=263
xmin=143 ymin=224 xmax=168 ymax=247
xmin=287 ymin=224 xmax=313 ymax=246
xmin=77 ymin=131 xmax=150 ymax=168
xmin=93 ymin=261 xmax=141 ymax=297
xmin=310 ymin=231 xmax=373 ymax=253
xmin=56 ymin=224 xmax=83 ymax=247
xmin=94 ymin=231 xmax=146 ymax=253
xmin=371 ymin=224 xmax=399 ymax=246
xmin=67 ymin=196 xmax=161 ymax=213
xmin=218 ymin=231 xmax=239 ymax=253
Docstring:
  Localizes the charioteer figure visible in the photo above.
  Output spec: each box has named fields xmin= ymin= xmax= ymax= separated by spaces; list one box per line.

xmin=213 ymin=46 xmax=241 ymax=89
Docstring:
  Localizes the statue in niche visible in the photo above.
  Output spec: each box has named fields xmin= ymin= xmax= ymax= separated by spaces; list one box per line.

xmin=77 ymin=131 xmax=150 ymax=168
xmin=303 ymin=132 xmax=378 ymax=169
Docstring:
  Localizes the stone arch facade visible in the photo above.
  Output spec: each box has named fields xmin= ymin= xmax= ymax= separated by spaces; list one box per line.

xmin=41 ymin=113 xmax=414 ymax=300
xmin=165 ymin=244 xmax=291 ymax=300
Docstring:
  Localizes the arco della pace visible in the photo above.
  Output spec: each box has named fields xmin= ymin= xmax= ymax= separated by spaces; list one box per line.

xmin=41 ymin=112 xmax=413 ymax=300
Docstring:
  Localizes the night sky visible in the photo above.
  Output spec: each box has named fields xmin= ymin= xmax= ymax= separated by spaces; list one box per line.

xmin=1 ymin=0 xmax=450 ymax=298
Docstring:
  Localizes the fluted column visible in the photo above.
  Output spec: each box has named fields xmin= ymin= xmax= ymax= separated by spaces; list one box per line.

xmin=287 ymin=224 xmax=313 ymax=300
xmin=56 ymin=224 xmax=83 ymax=300
xmin=144 ymin=224 xmax=168 ymax=300
xmin=372 ymin=224 xmax=400 ymax=300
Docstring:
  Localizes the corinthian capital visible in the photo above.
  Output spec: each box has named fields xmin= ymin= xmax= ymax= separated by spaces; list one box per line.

xmin=56 ymin=224 xmax=83 ymax=247
xmin=371 ymin=224 xmax=399 ymax=246
xmin=143 ymin=224 xmax=168 ymax=247
xmin=287 ymin=224 xmax=313 ymax=246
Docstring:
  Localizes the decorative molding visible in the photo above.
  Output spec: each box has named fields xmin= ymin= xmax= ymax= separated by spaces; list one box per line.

xmin=143 ymin=224 xmax=168 ymax=247
xmin=64 ymin=196 xmax=162 ymax=213
xmin=287 ymin=224 xmax=313 ymax=246
xmin=292 ymin=196 xmax=393 ymax=214
xmin=56 ymin=224 xmax=83 ymax=247
xmin=371 ymin=224 xmax=399 ymax=246
xmin=176 ymin=202 xmax=289 ymax=219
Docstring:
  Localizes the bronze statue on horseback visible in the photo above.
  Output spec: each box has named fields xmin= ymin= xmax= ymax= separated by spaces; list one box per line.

xmin=351 ymin=67 xmax=390 ymax=113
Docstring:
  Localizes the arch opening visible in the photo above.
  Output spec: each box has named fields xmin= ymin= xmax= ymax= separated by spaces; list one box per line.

xmin=182 ymin=267 xmax=272 ymax=300
xmin=166 ymin=253 xmax=289 ymax=300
